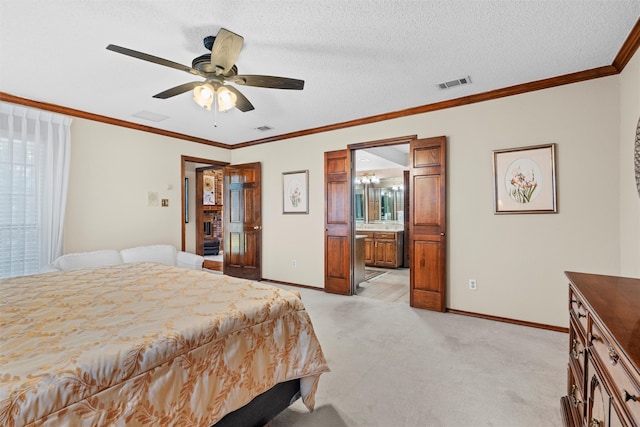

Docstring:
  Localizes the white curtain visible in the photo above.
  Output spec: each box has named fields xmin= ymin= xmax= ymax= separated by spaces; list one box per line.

xmin=0 ymin=102 xmax=72 ymax=278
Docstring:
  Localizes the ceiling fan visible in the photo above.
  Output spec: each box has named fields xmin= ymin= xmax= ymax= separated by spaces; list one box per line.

xmin=106 ymin=28 xmax=304 ymax=112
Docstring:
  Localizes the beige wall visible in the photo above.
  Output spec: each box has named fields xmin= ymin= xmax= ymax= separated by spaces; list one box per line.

xmin=64 ymin=120 xmax=229 ymax=252
xmin=233 ymin=75 xmax=627 ymax=328
xmin=619 ymin=49 xmax=640 ymax=276
xmin=62 ymin=62 xmax=637 ymax=328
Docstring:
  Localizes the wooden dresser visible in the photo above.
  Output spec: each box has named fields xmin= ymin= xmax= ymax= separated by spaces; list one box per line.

xmin=561 ymin=272 xmax=640 ymax=427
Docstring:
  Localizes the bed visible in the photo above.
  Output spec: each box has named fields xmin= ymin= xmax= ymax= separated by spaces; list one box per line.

xmin=0 ymin=263 xmax=329 ymax=426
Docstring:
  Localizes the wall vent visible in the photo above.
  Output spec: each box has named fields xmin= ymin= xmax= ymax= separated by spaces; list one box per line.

xmin=254 ymin=125 xmax=273 ymax=132
xmin=438 ymin=76 xmax=471 ymax=89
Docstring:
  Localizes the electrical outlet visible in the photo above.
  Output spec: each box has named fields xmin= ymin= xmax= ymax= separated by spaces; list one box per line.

xmin=468 ymin=279 xmax=477 ymax=290
xmin=292 ymin=260 xmax=297 ymax=268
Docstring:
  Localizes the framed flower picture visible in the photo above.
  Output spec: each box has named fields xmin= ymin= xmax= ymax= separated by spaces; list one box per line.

xmin=493 ymin=143 xmax=557 ymax=214
xmin=282 ymin=170 xmax=309 ymax=214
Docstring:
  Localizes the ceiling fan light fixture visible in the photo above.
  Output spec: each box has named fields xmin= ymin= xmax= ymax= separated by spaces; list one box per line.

xmin=217 ymin=86 xmax=237 ymax=112
xmin=193 ymin=83 xmax=215 ymax=110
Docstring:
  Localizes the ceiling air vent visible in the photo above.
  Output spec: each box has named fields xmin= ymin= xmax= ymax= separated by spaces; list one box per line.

xmin=132 ymin=110 xmax=170 ymax=122
xmin=254 ymin=125 xmax=273 ymax=132
xmin=438 ymin=76 xmax=471 ymax=90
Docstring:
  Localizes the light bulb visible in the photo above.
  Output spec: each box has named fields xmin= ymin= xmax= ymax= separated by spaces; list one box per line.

xmin=193 ymin=83 xmax=215 ymax=110
xmin=217 ymin=87 xmax=237 ymax=112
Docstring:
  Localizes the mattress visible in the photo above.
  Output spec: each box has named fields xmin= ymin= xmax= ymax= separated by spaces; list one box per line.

xmin=0 ymin=263 xmax=329 ymax=426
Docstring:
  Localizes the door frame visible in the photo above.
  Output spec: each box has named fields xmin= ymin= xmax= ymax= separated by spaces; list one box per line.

xmin=180 ymin=155 xmax=228 ymax=252
xmin=324 ymin=135 xmax=416 ymax=295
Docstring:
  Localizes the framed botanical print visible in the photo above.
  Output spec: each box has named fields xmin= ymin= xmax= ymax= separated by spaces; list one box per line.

xmin=493 ymin=143 xmax=557 ymax=214
xmin=282 ymin=170 xmax=309 ymax=214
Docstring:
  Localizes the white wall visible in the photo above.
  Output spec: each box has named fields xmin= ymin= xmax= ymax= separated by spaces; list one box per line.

xmin=232 ymin=75 xmax=625 ymax=327
xmin=619 ymin=48 xmax=640 ymax=276
xmin=64 ymin=119 xmax=229 ymax=252
xmin=61 ymin=68 xmax=636 ymax=328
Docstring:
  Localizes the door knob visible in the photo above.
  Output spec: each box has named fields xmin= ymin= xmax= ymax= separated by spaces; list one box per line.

xmin=440 ymin=232 xmax=445 ymax=236
xmin=253 ymin=225 xmax=261 ymax=230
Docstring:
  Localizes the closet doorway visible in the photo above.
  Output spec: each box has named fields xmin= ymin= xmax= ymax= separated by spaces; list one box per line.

xmin=181 ymin=156 xmax=228 ymax=271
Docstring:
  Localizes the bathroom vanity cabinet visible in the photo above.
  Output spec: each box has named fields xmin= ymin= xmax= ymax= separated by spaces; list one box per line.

xmin=357 ymin=230 xmax=404 ymax=268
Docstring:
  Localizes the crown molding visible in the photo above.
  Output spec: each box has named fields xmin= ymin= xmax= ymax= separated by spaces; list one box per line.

xmin=1 ymin=18 xmax=638 ymax=150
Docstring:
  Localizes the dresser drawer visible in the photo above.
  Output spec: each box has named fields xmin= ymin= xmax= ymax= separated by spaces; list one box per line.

xmin=569 ymin=318 xmax=586 ymax=382
xmin=373 ymin=232 xmax=397 ymax=240
xmin=569 ymin=287 xmax=588 ymax=336
xmin=590 ymin=321 xmax=640 ymax=424
xmin=567 ymin=362 xmax=586 ymax=424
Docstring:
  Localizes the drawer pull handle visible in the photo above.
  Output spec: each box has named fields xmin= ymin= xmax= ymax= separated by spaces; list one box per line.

xmin=570 ymin=385 xmax=582 ymax=407
xmin=570 ymin=299 xmax=582 ymax=307
xmin=571 ymin=339 xmax=583 ymax=360
xmin=623 ymin=389 xmax=638 ymax=402
xmin=590 ymin=418 xmax=602 ymax=427
xmin=608 ymin=345 xmax=619 ymax=365
xmin=577 ymin=312 xmax=586 ymax=319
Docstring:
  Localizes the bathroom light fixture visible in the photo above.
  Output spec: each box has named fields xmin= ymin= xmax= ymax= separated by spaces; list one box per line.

xmin=355 ymin=173 xmax=380 ymax=184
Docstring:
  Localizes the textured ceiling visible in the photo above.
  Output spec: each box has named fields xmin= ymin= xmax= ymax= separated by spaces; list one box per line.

xmin=1 ymin=1 xmax=638 ymax=147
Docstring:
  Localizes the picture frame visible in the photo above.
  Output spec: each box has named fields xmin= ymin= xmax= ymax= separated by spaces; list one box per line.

xmin=282 ymin=170 xmax=309 ymax=214
xmin=203 ymin=175 xmax=215 ymax=206
xmin=493 ymin=143 xmax=557 ymax=214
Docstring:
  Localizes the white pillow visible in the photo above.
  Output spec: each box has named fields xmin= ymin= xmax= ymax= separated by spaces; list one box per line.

xmin=56 ymin=250 xmax=123 ymax=271
xmin=120 ymin=244 xmax=177 ymax=266
xmin=176 ymin=251 xmax=204 ymax=270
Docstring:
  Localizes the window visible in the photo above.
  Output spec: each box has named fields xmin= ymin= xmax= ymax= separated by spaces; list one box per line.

xmin=0 ymin=103 xmax=71 ymax=278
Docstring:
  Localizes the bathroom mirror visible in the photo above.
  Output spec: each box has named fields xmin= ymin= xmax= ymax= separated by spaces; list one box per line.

xmin=355 ymin=178 xmax=404 ymax=224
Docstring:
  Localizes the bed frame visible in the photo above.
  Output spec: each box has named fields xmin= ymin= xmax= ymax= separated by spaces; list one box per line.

xmin=213 ymin=379 xmax=300 ymax=427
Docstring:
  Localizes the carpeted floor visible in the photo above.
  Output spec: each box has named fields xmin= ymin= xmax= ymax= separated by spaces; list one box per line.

xmin=270 ymin=284 xmax=566 ymax=427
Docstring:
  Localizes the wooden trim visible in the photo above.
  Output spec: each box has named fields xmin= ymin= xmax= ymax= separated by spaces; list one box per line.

xmin=446 ymin=308 xmax=569 ymax=333
xmin=260 ymin=278 xmax=324 ymax=291
xmin=230 ymin=65 xmax=619 ymax=148
xmin=0 ymin=92 xmax=233 ymax=149
xmin=348 ymin=134 xmax=417 ymax=150
xmin=613 ymin=17 xmax=640 ymax=72
xmin=181 ymin=155 xmax=228 ymax=167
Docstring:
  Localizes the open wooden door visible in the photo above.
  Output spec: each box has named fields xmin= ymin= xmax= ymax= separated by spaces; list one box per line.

xmin=410 ymin=136 xmax=447 ymax=311
xmin=223 ymin=162 xmax=262 ymax=281
xmin=324 ymin=150 xmax=352 ymax=295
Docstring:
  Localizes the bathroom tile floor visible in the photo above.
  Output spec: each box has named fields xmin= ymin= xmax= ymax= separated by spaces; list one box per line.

xmin=356 ymin=267 xmax=410 ymax=304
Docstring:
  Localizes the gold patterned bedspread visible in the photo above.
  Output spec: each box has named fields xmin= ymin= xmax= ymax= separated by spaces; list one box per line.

xmin=0 ymin=263 xmax=329 ymax=427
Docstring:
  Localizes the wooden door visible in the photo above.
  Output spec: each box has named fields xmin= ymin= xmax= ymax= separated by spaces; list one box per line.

xmin=410 ymin=136 xmax=447 ymax=311
xmin=324 ymin=150 xmax=352 ymax=295
xmin=223 ymin=162 xmax=262 ymax=280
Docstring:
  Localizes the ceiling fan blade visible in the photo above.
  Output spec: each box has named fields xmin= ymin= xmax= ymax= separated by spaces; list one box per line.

xmin=228 ymin=74 xmax=304 ymax=90
xmin=210 ymin=28 xmax=244 ymax=75
xmin=224 ymin=85 xmax=255 ymax=112
xmin=106 ymin=44 xmax=203 ymax=77
xmin=153 ymin=81 xmax=202 ymax=99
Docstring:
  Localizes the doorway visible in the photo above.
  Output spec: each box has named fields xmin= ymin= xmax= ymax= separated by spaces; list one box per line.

xmin=353 ymin=143 xmax=410 ymax=302
xmin=324 ymin=135 xmax=447 ymax=311
xmin=181 ymin=156 xmax=228 ymax=271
